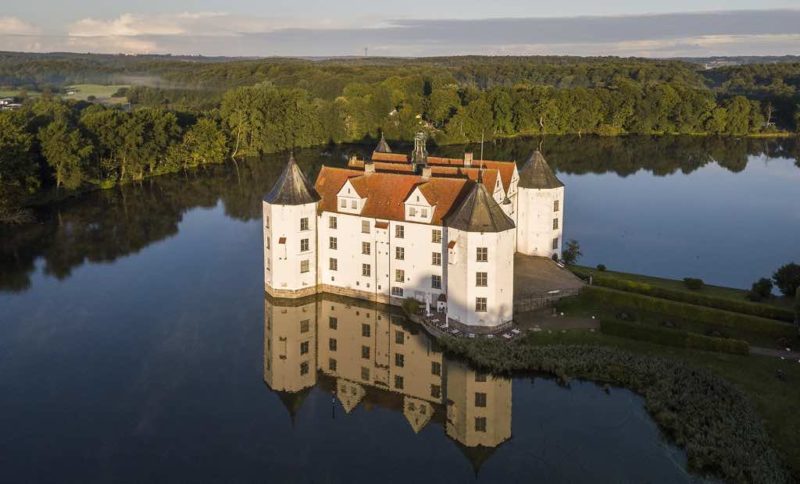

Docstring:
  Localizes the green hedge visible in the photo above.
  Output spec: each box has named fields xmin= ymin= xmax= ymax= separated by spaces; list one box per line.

xmin=582 ymin=286 xmax=796 ymax=338
xmin=577 ymin=271 xmax=794 ymax=323
xmin=601 ymin=319 xmax=749 ymax=355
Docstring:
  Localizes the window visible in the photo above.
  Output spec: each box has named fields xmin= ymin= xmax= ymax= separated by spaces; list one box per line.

xmin=476 ymin=247 xmax=488 ymax=262
xmin=475 ymin=372 xmax=487 ymax=382
xmin=395 ymin=330 xmax=404 ymax=345
xmin=300 ymin=260 xmax=310 ymax=273
xmin=476 ymin=272 xmax=488 ymax=287
xmin=431 ymin=384 xmax=441 ymax=399
xmin=266 ymin=237 xmax=270 ymax=249
xmin=300 ymin=238 xmax=309 ymax=252
xmin=361 ymin=345 xmax=370 ymax=359
xmin=395 ymin=247 xmax=404 ymax=260
xmin=361 ymin=220 xmax=370 ymax=233
xmin=351 ymin=200 xmax=357 ymax=209
xmin=476 ymin=297 xmax=487 ymax=312
xmin=300 ymin=341 xmax=309 ymax=355
xmin=553 ymin=218 xmax=559 ymax=230
xmin=329 ymin=358 xmax=337 ymax=371
xmin=265 ymin=216 xmax=270 ymax=228
xmin=300 ymin=218 xmax=309 ymax=231
xmin=329 ymin=338 xmax=337 ymax=351
xmin=340 ymin=198 xmax=346 ymax=208
xmin=409 ymin=207 xmax=417 ymax=217
xmin=432 ymin=252 xmax=441 ymax=266
xmin=552 ymin=237 xmax=559 ymax=250
xmin=329 ymin=258 xmax=338 ymax=271
xmin=395 ymin=269 xmax=405 ymax=283
xmin=431 ymin=361 xmax=441 ymax=376
xmin=475 ymin=417 xmax=486 ymax=432
xmin=391 ymin=287 xmax=404 ymax=297
xmin=329 ymin=317 xmax=338 ymax=330
xmin=362 ymin=324 xmax=371 ymax=337
xmin=554 ymin=199 xmax=560 ymax=212
xmin=475 ymin=392 xmax=487 ymax=407
xmin=362 ymin=264 xmax=371 ymax=277
xmin=329 ymin=216 xmax=337 ymax=228
xmin=432 ymin=275 xmax=442 ymax=289
xmin=432 ymin=229 xmax=442 ymax=243
xmin=329 ymin=237 xmax=337 ymax=250
xmin=300 ymin=361 xmax=309 ymax=375
xmin=394 ymin=375 xmax=404 ymax=389
xmin=362 ymin=242 xmax=371 ymax=255
xmin=300 ymin=319 xmax=309 ymax=333
xmin=393 ymin=353 xmax=405 ymax=367
xmin=361 ymin=367 xmax=370 ymax=381
xmin=421 ymin=208 xmax=428 ymax=218
xmin=395 ymin=225 xmax=404 ymax=239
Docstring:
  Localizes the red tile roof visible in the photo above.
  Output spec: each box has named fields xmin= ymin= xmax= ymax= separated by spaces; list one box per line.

xmin=314 ymin=166 xmax=472 ymax=225
xmin=349 ymin=158 xmax=501 ymax=194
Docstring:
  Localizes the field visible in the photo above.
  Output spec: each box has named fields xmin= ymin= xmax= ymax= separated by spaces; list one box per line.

xmin=64 ymin=84 xmax=129 ymax=102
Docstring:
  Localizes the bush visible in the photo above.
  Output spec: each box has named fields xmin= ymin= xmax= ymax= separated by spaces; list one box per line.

xmin=683 ymin=277 xmax=704 ymax=291
xmin=551 ymin=253 xmax=559 ymax=262
xmin=597 ymin=264 xmax=607 ymax=271
xmin=601 ymin=319 xmax=749 ymax=355
xmin=562 ymin=239 xmax=582 ymax=265
xmin=401 ymin=297 xmax=420 ymax=315
xmin=773 ymin=263 xmax=800 ymax=297
xmin=747 ymin=278 xmax=773 ymax=302
xmin=579 ymin=272 xmax=795 ymax=322
xmin=582 ymin=286 xmax=796 ymax=337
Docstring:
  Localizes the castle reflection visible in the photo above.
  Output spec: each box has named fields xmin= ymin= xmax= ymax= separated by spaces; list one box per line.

xmin=264 ymin=294 xmax=512 ymax=456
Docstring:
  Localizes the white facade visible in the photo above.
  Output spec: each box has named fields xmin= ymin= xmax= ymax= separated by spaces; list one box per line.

xmin=515 ymin=186 xmax=565 ymax=258
xmin=264 ymin=201 xmax=319 ymax=296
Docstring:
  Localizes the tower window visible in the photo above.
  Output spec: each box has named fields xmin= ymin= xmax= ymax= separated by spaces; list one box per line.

xmin=396 ymin=330 xmax=404 ymax=345
xmin=395 ymin=247 xmax=405 ymax=260
xmin=301 ymin=239 xmax=309 ymax=252
xmin=554 ymin=199 xmax=560 ymax=212
xmin=300 ymin=319 xmax=309 ymax=333
xmin=553 ymin=218 xmax=559 ymax=230
xmin=362 ymin=324 xmax=371 ymax=337
xmin=300 ymin=218 xmax=309 ymax=231
xmin=329 ymin=216 xmax=337 ymax=228
xmin=394 ymin=375 xmax=404 ymax=389
xmin=552 ymin=237 xmax=559 ymax=250
xmin=395 ymin=353 xmax=405 ymax=367
xmin=361 ymin=345 xmax=370 ymax=359
xmin=300 ymin=361 xmax=309 ymax=375
xmin=329 ymin=358 xmax=337 ymax=371
xmin=329 ymin=237 xmax=337 ymax=250
xmin=300 ymin=341 xmax=309 ymax=355
xmin=329 ymin=258 xmax=338 ymax=271
xmin=475 ymin=417 xmax=486 ymax=432
xmin=475 ymin=392 xmax=487 ymax=407
xmin=362 ymin=264 xmax=371 ymax=277
xmin=475 ymin=297 xmax=487 ymax=312
xmin=395 ymin=269 xmax=405 ymax=283
xmin=329 ymin=317 xmax=338 ymax=329
xmin=391 ymin=287 xmax=404 ymax=297
xmin=476 ymin=272 xmax=488 ymax=287
xmin=361 ymin=220 xmax=370 ymax=234
xmin=361 ymin=367 xmax=370 ymax=381
xmin=476 ymin=247 xmax=488 ymax=262
xmin=431 ymin=384 xmax=441 ymax=399
xmin=432 ymin=252 xmax=441 ymax=266
xmin=432 ymin=229 xmax=442 ymax=243
xmin=432 ymin=275 xmax=442 ymax=289
xmin=362 ymin=242 xmax=371 ymax=255
xmin=431 ymin=361 xmax=441 ymax=376
xmin=300 ymin=260 xmax=310 ymax=273
xmin=395 ymin=225 xmax=404 ymax=239
xmin=329 ymin=338 xmax=337 ymax=351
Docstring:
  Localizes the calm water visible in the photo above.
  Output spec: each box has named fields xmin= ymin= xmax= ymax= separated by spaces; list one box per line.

xmin=1 ymin=135 xmax=798 ymax=482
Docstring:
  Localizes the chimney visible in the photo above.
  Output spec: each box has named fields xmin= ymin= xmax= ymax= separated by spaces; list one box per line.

xmin=464 ymin=152 xmax=473 ymax=167
xmin=421 ymin=166 xmax=432 ymax=180
xmin=365 ymin=161 xmax=376 ymax=175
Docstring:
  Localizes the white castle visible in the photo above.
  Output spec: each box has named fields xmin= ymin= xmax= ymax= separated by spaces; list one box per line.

xmin=263 ymin=133 xmax=565 ymax=331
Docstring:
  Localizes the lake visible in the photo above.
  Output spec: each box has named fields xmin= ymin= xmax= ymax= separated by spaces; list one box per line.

xmin=1 ymin=135 xmax=798 ymax=482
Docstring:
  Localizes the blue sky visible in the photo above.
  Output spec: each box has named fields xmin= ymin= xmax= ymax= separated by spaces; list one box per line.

xmin=1 ymin=1 xmax=799 ymax=56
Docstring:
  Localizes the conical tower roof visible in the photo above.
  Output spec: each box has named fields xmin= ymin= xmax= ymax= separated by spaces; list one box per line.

xmin=518 ymin=151 xmax=563 ymax=189
xmin=264 ymin=154 xmax=320 ymax=205
xmin=445 ymin=181 xmax=515 ymax=233
xmin=374 ymin=132 xmax=392 ymax=153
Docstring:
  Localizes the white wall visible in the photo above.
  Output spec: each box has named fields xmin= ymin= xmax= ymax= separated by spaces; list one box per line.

xmin=264 ymin=201 xmax=319 ymax=292
xmin=515 ymin=186 xmax=564 ymax=258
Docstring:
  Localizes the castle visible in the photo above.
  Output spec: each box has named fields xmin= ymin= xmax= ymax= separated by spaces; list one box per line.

xmin=263 ymin=133 xmax=565 ymax=331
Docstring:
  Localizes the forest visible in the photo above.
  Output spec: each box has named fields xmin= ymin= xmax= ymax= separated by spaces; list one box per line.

xmin=1 ymin=53 xmax=800 ymax=221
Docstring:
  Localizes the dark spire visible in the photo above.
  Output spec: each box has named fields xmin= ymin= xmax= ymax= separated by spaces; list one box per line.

xmin=374 ymin=132 xmax=392 ymax=153
xmin=445 ymin=181 xmax=515 ymax=233
xmin=264 ymin=153 xmax=321 ymax=205
xmin=518 ymin=151 xmax=564 ymax=189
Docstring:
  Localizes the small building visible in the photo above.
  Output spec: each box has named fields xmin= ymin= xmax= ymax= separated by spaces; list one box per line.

xmin=263 ymin=133 xmax=565 ymax=332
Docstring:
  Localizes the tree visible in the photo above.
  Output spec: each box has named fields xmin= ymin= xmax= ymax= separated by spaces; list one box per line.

xmin=39 ymin=117 xmax=93 ymax=190
xmin=0 ymin=112 xmax=36 ymax=191
xmin=773 ymin=263 xmax=800 ymax=297
xmin=747 ymin=277 xmax=773 ymax=302
xmin=561 ymin=239 xmax=582 ymax=265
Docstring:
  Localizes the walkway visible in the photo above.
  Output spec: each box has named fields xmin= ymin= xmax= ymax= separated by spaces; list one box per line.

xmin=513 ymin=255 xmax=585 ymax=312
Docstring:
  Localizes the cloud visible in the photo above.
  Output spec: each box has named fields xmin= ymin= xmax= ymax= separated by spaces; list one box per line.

xmin=2 ymin=9 xmax=800 ymax=57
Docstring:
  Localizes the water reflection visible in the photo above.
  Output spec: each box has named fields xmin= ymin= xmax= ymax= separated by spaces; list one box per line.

xmin=2 ymin=135 xmax=798 ymax=293
xmin=264 ymin=294 xmax=512 ymax=461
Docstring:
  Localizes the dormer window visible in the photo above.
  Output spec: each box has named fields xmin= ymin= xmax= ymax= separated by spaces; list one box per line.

xmin=340 ymin=199 xmax=346 ymax=208
xmin=409 ymin=207 xmax=417 ymax=217
xmin=421 ymin=208 xmax=428 ymax=218
xmin=351 ymin=200 xmax=357 ymax=209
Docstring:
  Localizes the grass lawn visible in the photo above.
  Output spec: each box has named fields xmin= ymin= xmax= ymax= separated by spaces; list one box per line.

xmin=64 ymin=84 xmax=129 ymax=101
xmin=522 ymin=328 xmax=800 ymax=479
xmin=0 ymin=89 xmax=40 ymax=98
xmin=572 ymin=265 xmax=793 ymax=309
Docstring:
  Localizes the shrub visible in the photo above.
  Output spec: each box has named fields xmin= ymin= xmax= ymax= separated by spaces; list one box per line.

xmin=597 ymin=264 xmax=607 ymax=271
xmin=747 ymin=278 xmax=773 ymax=302
xmin=551 ymin=253 xmax=559 ymax=262
xmin=583 ymin=272 xmax=795 ymax=322
xmin=600 ymin=319 xmax=749 ymax=355
xmin=561 ymin=239 xmax=582 ymax=265
xmin=401 ymin=297 xmax=420 ymax=315
xmin=683 ymin=277 xmax=704 ymax=291
xmin=581 ymin=286 xmax=796 ymax=337
xmin=773 ymin=262 xmax=800 ymax=297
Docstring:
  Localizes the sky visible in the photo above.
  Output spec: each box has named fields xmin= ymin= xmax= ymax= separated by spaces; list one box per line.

xmin=1 ymin=1 xmax=799 ymax=57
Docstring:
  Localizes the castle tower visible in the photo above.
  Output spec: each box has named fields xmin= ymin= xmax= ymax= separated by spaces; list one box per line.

xmin=515 ymin=151 xmax=565 ymax=258
xmin=263 ymin=154 xmax=321 ymax=297
xmin=445 ymin=181 xmax=516 ymax=329
xmin=374 ymin=132 xmax=392 ymax=153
